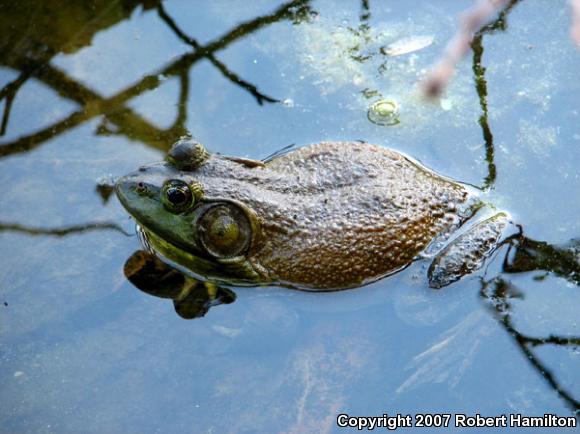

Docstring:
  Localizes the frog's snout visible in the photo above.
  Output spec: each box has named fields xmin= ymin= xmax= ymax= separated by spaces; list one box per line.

xmin=115 ymin=173 xmax=131 ymax=206
xmin=115 ymin=171 xmax=148 ymax=212
xmin=115 ymin=165 xmax=161 ymax=204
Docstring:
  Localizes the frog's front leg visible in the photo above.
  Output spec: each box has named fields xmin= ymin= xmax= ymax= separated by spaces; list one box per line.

xmin=427 ymin=212 xmax=518 ymax=288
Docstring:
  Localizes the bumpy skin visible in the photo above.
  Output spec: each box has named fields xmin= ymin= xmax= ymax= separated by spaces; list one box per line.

xmin=428 ymin=213 xmax=509 ymax=288
xmin=116 ymin=141 xmax=479 ymax=290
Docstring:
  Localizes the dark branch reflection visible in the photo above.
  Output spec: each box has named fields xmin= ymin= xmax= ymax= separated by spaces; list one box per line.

xmin=157 ymin=3 xmax=280 ymax=106
xmin=360 ymin=0 xmax=371 ymax=25
xmin=0 ymin=0 xmax=313 ymax=157
xmin=478 ymin=233 xmax=580 ymax=412
xmin=0 ymin=221 xmax=130 ymax=237
xmin=471 ymin=0 xmax=522 ymax=190
xmin=0 ymin=71 xmax=31 ymax=136
xmin=481 ymin=276 xmax=580 ymax=411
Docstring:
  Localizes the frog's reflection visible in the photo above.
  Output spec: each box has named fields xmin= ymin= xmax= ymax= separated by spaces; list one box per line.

xmin=123 ymin=234 xmax=580 ymax=317
xmin=124 ymin=250 xmax=236 ymax=319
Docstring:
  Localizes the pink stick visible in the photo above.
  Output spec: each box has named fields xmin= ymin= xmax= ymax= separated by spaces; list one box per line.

xmin=419 ymin=0 xmax=510 ymax=98
xmin=571 ymin=0 xmax=580 ymax=46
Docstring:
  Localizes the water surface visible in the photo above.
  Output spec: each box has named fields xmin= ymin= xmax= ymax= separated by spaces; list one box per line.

xmin=1 ymin=1 xmax=579 ymax=433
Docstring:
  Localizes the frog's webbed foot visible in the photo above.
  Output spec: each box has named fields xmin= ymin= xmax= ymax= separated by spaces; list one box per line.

xmin=428 ymin=213 xmax=518 ymax=289
xmin=124 ymin=250 xmax=236 ymax=319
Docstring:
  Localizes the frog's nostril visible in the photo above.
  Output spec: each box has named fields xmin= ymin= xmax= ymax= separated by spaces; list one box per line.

xmin=136 ymin=182 xmax=147 ymax=194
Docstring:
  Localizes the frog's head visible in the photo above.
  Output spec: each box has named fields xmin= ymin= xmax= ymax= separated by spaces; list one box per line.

xmin=115 ymin=139 xmax=267 ymax=285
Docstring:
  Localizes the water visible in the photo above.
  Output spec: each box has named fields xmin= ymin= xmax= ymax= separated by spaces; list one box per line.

xmin=1 ymin=0 xmax=579 ymax=433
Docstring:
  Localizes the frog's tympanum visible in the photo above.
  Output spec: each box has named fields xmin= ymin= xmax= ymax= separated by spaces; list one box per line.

xmin=116 ymin=139 xmax=511 ymax=290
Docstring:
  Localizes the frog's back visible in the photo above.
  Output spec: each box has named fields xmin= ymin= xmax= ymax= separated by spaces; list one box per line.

xmin=266 ymin=141 xmax=412 ymax=191
xmin=254 ymin=141 xmax=473 ymax=289
xmin=266 ymin=141 xmax=462 ymax=194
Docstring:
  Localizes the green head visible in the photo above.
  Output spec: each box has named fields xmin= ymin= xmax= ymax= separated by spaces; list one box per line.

xmin=115 ymin=139 xmax=266 ymax=285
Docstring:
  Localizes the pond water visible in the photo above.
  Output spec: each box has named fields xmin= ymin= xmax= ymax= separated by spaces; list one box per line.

xmin=1 ymin=0 xmax=579 ymax=433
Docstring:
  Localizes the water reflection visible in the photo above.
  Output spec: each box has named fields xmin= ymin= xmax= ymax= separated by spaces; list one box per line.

xmin=503 ymin=237 xmax=580 ymax=285
xmin=481 ymin=283 xmax=580 ymax=411
xmin=0 ymin=221 xmax=129 ymax=237
xmin=124 ymin=250 xmax=236 ymax=319
xmin=480 ymin=234 xmax=580 ymax=412
xmin=0 ymin=0 xmax=314 ymax=155
xmin=0 ymin=0 xmax=507 ymax=193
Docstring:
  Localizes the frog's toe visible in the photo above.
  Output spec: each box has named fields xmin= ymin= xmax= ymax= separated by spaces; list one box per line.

xmin=428 ymin=213 xmax=511 ymax=289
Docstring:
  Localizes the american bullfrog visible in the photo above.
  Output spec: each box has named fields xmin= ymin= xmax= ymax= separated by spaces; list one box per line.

xmin=116 ymin=139 xmax=513 ymax=290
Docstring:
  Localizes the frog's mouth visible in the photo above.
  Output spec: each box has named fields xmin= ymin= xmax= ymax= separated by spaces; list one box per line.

xmin=134 ymin=223 xmax=266 ymax=287
xmin=135 ymin=224 xmax=154 ymax=254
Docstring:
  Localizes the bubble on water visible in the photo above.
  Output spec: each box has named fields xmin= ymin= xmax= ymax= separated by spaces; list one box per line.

xmin=367 ymin=99 xmax=400 ymax=126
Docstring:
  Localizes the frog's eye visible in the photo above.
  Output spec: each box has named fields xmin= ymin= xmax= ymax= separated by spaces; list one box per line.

xmin=162 ymin=180 xmax=194 ymax=213
xmin=197 ymin=203 xmax=252 ymax=259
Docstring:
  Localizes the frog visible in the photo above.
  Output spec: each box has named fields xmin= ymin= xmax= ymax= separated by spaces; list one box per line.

xmin=115 ymin=139 xmax=515 ymax=291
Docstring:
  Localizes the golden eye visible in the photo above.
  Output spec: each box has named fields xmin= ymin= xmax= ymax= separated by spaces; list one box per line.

xmin=162 ymin=180 xmax=193 ymax=213
xmin=197 ymin=203 xmax=252 ymax=259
